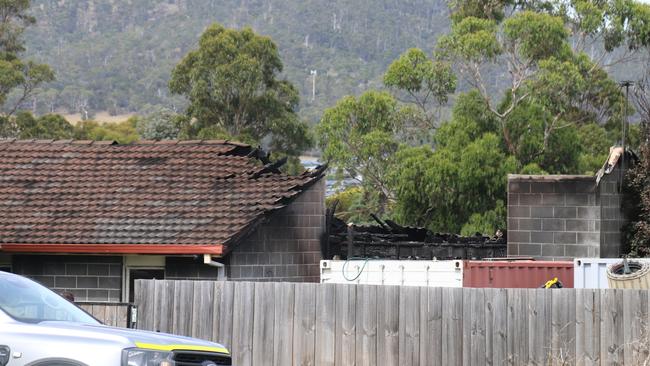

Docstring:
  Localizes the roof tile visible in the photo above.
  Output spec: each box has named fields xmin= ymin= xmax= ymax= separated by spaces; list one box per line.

xmin=0 ymin=140 xmax=325 ymax=250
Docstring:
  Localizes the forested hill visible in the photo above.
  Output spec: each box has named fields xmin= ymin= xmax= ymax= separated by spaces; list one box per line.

xmin=23 ymin=0 xmax=450 ymax=121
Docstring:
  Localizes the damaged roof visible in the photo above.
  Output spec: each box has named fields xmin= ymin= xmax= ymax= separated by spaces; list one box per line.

xmin=0 ymin=139 xmax=325 ymax=255
xmin=595 ymin=146 xmax=638 ymax=184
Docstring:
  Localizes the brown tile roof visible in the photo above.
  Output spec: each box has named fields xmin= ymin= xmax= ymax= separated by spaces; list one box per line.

xmin=0 ymin=139 xmax=325 ymax=254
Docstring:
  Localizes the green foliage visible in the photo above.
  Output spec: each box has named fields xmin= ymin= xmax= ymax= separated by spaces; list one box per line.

xmin=316 ymin=0 xmax=648 ymax=234
xmin=460 ymin=200 xmax=506 ymax=236
xmin=448 ymin=0 xmax=513 ymax=23
xmin=628 ymin=124 xmax=643 ymax=153
xmin=624 ymin=1 xmax=650 ymax=50
xmin=135 ymin=107 xmax=182 ymax=140
xmin=502 ymin=11 xmax=570 ymax=62
xmin=438 ymin=17 xmax=501 ymax=62
xmin=267 ymin=116 xmax=313 ymax=157
xmin=325 ymin=186 xmax=370 ymax=224
xmin=624 ymin=123 xmax=650 ymax=256
xmin=389 ymin=131 xmax=516 ymax=233
xmin=438 ymin=1 xmax=636 ymax=165
xmin=540 ymin=0 xmax=650 ymax=51
xmin=15 ymin=112 xmax=73 ymax=139
xmin=519 ymin=163 xmax=547 ymax=175
xmin=0 ymin=59 xmax=25 ymax=106
xmin=496 ymin=98 xmax=583 ymax=174
xmin=624 ymin=73 xmax=650 ymax=256
xmin=0 ymin=0 xmax=34 ymax=57
xmin=435 ymin=90 xmax=497 ymax=150
xmin=535 ymin=53 xmax=627 ymax=127
xmin=0 ymin=110 xmax=144 ymax=145
xmin=73 ymin=118 xmax=139 ymax=144
xmin=0 ymin=110 xmax=75 ymax=139
xmin=577 ymin=124 xmax=611 ymax=173
xmin=170 ymin=24 xmax=285 ymax=133
xmin=383 ymin=48 xmax=456 ymax=128
xmin=386 ymin=145 xmax=438 ymax=228
xmin=170 ymin=23 xmax=311 ymax=160
xmin=0 ymin=0 xmax=53 ymax=116
xmin=317 ymin=91 xmax=404 ymax=214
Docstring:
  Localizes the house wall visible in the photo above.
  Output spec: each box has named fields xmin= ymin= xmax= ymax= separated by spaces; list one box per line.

xmin=11 ymin=255 xmax=122 ymax=302
xmin=599 ymin=165 xmax=626 ymax=257
xmin=7 ymin=179 xmax=326 ymax=299
xmin=508 ymin=170 xmax=627 ymax=260
xmin=226 ymin=178 xmax=326 ymax=282
xmin=163 ymin=179 xmax=326 ymax=282
xmin=165 ymin=256 xmax=219 ymax=279
xmin=507 ymin=175 xmax=601 ymax=260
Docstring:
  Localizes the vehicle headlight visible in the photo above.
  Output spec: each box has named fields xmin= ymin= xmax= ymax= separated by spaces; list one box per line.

xmin=122 ymin=348 xmax=175 ymax=366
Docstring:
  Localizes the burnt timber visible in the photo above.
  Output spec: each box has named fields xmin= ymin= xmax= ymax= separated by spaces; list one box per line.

xmin=322 ymin=215 xmax=506 ymax=260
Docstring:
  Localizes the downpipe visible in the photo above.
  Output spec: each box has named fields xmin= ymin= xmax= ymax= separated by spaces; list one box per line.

xmin=203 ymin=254 xmax=226 ymax=280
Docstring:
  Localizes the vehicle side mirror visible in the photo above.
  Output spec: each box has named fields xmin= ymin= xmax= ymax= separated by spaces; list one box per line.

xmin=0 ymin=346 xmax=9 ymax=366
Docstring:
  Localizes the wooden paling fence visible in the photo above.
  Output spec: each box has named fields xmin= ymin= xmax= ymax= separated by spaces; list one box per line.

xmin=78 ymin=302 xmax=131 ymax=328
xmin=134 ymin=280 xmax=650 ymax=366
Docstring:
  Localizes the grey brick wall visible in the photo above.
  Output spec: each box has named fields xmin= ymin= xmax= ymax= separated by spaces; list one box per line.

xmin=7 ymin=179 xmax=325 ymax=296
xmin=508 ymin=175 xmax=601 ymax=260
xmin=165 ymin=256 xmax=219 ymax=279
xmin=508 ymin=170 xmax=627 ymax=260
xmin=226 ymin=178 xmax=325 ymax=282
xmin=600 ymin=165 xmax=625 ymax=257
xmin=161 ymin=179 xmax=326 ymax=282
xmin=12 ymin=255 xmax=122 ymax=302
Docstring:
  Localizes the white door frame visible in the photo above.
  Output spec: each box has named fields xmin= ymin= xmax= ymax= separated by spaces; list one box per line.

xmin=121 ymin=255 xmax=166 ymax=303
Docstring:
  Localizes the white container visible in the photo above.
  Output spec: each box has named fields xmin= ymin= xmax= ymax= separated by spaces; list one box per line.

xmin=574 ymin=258 xmax=650 ymax=288
xmin=320 ymin=260 xmax=463 ymax=287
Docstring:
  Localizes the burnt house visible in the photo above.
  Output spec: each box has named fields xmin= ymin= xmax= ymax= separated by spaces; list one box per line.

xmin=0 ymin=139 xmax=326 ymax=302
xmin=324 ymin=215 xmax=506 ymax=260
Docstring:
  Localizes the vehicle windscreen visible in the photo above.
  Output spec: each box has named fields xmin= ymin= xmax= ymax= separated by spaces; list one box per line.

xmin=0 ymin=272 xmax=99 ymax=324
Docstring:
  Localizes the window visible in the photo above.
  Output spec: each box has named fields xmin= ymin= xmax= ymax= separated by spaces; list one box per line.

xmin=0 ymin=272 xmax=98 ymax=324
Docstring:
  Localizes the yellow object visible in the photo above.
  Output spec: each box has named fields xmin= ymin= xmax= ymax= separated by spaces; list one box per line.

xmin=135 ymin=342 xmax=229 ymax=355
xmin=543 ymin=277 xmax=559 ymax=289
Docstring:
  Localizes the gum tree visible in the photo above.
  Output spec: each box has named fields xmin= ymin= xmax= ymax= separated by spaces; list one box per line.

xmin=0 ymin=0 xmax=54 ymax=128
xmin=170 ymin=23 xmax=311 ymax=170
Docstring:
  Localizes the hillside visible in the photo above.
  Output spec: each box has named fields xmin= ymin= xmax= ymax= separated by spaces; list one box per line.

xmin=22 ymin=0 xmax=451 ymax=122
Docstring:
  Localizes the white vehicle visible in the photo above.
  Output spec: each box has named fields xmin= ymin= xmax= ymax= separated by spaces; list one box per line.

xmin=0 ymin=271 xmax=231 ymax=366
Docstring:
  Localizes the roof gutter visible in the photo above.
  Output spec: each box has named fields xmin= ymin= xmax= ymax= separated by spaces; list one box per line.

xmin=0 ymin=244 xmax=225 ymax=255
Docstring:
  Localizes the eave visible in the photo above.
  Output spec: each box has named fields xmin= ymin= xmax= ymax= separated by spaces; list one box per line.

xmin=0 ymin=244 xmax=226 ymax=256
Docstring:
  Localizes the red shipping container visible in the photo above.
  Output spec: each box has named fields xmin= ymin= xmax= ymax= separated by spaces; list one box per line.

xmin=463 ymin=260 xmax=574 ymax=288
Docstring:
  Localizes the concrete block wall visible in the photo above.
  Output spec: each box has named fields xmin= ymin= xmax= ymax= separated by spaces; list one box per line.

xmin=165 ymin=256 xmax=220 ymax=280
xmin=165 ymin=179 xmax=326 ymax=282
xmin=508 ymin=176 xmax=601 ymax=260
xmin=600 ymin=167 xmax=625 ymax=257
xmin=11 ymin=254 xmax=122 ymax=302
xmin=226 ymin=178 xmax=326 ymax=282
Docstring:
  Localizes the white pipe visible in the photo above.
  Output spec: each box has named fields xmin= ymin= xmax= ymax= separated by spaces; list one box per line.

xmin=203 ymin=254 xmax=226 ymax=280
